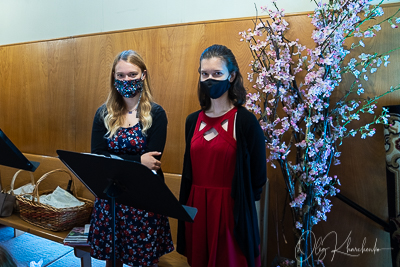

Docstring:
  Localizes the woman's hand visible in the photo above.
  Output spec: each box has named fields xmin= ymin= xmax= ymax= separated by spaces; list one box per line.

xmin=141 ymin=151 xmax=162 ymax=171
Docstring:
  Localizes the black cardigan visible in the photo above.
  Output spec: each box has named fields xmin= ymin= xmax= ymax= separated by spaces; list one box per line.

xmin=91 ymin=102 xmax=168 ymax=178
xmin=177 ymin=106 xmax=267 ymax=267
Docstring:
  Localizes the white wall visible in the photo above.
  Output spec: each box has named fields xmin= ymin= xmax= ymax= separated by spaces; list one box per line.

xmin=0 ymin=0 xmax=399 ymax=46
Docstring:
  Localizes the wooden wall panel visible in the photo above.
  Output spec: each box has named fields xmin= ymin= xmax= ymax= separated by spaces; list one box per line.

xmin=1 ymin=4 xmax=400 ymax=266
xmin=136 ymin=24 xmax=207 ymax=174
xmin=74 ymin=34 xmax=119 ymax=154
xmin=0 ymin=40 xmax=75 ymax=155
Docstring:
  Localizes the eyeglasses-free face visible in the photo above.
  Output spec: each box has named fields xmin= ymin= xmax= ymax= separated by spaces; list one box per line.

xmin=114 ymin=60 xmax=145 ymax=81
xmin=200 ymin=57 xmax=231 ymax=82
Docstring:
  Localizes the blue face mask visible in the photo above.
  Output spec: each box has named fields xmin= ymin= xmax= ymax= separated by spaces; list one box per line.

xmin=114 ymin=79 xmax=143 ymax=98
xmin=200 ymin=78 xmax=231 ymax=99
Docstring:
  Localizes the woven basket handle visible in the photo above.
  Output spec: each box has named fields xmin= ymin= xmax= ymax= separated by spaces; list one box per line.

xmin=9 ymin=170 xmax=35 ymax=194
xmin=32 ymin=169 xmax=73 ymax=204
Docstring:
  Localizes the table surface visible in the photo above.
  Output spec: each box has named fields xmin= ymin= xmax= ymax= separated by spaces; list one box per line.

xmin=0 ymin=213 xmax=77 ymax=243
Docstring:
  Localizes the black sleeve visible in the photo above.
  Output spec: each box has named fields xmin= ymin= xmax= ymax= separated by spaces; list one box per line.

xmin=177 ymin=111 xmax=199 ymax=256
xmin=242 ymin=109 xmax=267 ymax=201
xmin=91 ymin=105 xmax=112 ymax=157
xmin=178 ymin=112 xmax=198 ymax=205
xmin=143 ymin=103 xmax=168 ymax=161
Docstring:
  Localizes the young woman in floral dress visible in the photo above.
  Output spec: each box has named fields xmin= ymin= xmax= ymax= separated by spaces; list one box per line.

xmin=89 ymin=50 xmax=174 ymax=267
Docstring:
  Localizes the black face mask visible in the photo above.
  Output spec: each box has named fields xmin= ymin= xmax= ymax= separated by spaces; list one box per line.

xmin=200 ymin=78 xmax=231 ymax=99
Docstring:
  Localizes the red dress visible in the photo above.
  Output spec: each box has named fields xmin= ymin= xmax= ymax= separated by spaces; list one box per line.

xmin=185 ymin=107 xmax=248 ymax=267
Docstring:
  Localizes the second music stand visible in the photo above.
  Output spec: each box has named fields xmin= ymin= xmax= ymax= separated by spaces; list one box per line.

xmin=0 ymin=128 xmax=39 ymax=172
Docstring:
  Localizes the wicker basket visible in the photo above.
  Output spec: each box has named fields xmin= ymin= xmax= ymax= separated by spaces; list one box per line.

xmin=9 ymin=169 xmax=35 ymax=212
xmin=16 ymin=169 xmax=94 ymax=232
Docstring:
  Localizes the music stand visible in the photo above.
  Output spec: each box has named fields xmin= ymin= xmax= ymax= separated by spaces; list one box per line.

xmin=56 ymin=149 xmax=197 ymax=267
xmin=0 ymin=128 xmax=39 ymax=172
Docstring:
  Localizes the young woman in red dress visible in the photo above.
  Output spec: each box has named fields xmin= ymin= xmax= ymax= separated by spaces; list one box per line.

xmin=177 ymin=44 xmax=267 ymax=267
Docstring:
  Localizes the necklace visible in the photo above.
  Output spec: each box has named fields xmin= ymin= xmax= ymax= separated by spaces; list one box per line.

xmin=128 ymin=103 xmax=139 ymax=114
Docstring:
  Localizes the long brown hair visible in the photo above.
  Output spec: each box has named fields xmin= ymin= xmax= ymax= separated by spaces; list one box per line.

xmin=198 ymin=44 xmax=246 ymax=110
xmin=103 ymin=50 xmax=153 ymax=137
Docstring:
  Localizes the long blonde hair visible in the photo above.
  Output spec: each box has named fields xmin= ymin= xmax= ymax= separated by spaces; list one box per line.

xmin=103 ymin=50 xmax=153 ymax=138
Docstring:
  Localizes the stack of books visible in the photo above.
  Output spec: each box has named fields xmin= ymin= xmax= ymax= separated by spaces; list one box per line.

xmin=63 ymin=224 xmax=90 ymax=246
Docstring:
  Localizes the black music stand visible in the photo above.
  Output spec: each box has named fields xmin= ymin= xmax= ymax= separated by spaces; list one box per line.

xmin=56 ymin=149 xmax=197 ymax=267
xmin=0 ymin=128 xmax=39 ymax=171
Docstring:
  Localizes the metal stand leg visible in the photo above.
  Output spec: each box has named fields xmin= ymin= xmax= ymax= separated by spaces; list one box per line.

xmin=104 ymin=179 xmax=122 ymax=267
xmin=74 ymin=248 xmax=92 ymax=267
xmin=14 ymin=228 xmax=25 ymax=237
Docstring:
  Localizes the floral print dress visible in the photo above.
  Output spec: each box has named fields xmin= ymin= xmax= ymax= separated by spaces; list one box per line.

xmin=88 ymin=123 xmax=174 ymax=266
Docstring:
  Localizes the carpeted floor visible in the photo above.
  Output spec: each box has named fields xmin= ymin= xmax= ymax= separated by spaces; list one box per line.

xmin=0 ymin=224 xmax=189 ymax=267
xmin=0 ymin=224 xmax=105 ymax=267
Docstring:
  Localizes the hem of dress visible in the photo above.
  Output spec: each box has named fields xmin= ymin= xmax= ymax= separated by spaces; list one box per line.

xmin=89 ymin=248 xmax=175 ymax=266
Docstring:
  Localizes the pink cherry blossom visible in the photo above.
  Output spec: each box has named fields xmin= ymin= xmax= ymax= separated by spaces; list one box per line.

xmin=239 ymin=0 xmax=400 ymax=246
